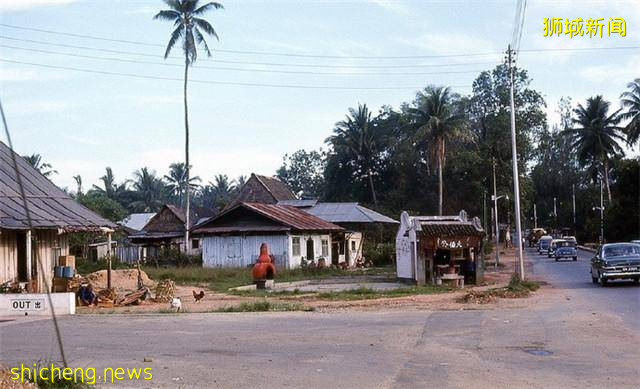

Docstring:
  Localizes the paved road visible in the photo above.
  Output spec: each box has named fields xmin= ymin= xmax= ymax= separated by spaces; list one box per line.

xmin=1 ymin=251 xmax=638 ymax=388
xmin=527 ymin=247 xmax=640 ymax=331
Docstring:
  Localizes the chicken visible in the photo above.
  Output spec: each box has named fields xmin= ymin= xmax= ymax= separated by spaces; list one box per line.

xmin=170 ymin=297 xmax=182 ymax=312
xmin=193 ymin=290 xmax=205 ymax=302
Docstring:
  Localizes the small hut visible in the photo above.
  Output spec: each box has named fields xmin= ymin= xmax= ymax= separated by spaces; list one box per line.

xmin=396 ymin=210 xmax=485 ymax=286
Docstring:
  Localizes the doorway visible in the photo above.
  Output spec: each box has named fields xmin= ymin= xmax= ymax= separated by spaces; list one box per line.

xmin=306 ymin=238 xmax=314 ymax=261
xmin=16 ymin=232 xmax=27 ymax=282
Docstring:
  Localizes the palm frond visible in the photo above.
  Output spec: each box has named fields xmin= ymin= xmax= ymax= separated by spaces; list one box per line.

xmin=163 ymin=0 xmax=182 ymax=11
xmin=164 ymin=25 xmax=184 ymax=59
xmin=184 ymin=29 xmax=197 ymax=63
xmin=193 ymin=27 xmax=211 ymax=56
xmin=153 ymin=9 xmax=180 ymax=21
xmin=193 ymin=1 xmax=223 ymax=15
xmin=193 ymin=17 xmax=219 ymax=40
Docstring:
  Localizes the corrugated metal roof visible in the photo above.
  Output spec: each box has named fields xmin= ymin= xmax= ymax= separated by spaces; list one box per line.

xmin=277 ymin=199 xmax=318 ymax=207
xmin=305 ymin=202 xmax=398 ymax=224
xmin=0 ymin=141 xmax=116 ymax=231
xmin=193 ymin=202 xmax=343 ymax=234
xmin=118 ymin=213 xmax=156 ymax=232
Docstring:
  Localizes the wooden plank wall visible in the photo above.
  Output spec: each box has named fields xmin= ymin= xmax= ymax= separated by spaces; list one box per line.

xmin=0 ymin=229 xmax=18 ymax=284
xmin=202 ymin=235 xmax=289 ymax=268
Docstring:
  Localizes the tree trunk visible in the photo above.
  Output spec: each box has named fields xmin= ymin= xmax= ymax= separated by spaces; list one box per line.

xmin=368 ymin=169 xmax=378 ymax=206
xmin=183 ymin=55 xmax=190 ymax=254
xmin=603 ymin=159 xmax=612 ymax=203
xmin=437 ymin=142 xmax=444 ymax=216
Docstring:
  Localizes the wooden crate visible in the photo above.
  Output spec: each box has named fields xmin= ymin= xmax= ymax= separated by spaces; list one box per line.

xmin=58 ymin=255 xmax=75 ymax=268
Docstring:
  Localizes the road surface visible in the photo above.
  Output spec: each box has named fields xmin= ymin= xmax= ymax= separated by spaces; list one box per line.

xmin=1 ymin=250 xmax=638 ymax=388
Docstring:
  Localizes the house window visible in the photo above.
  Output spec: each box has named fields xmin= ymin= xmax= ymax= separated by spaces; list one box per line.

xmin=351 ymin=240 xmax=356 ymax=251
xmin=292 ymin=237 xmax=301 ymax=256
xmin=191 ymin=239 xmax=199 ymax=249
xmin=321 ymin=239 xmax=329 ymax=257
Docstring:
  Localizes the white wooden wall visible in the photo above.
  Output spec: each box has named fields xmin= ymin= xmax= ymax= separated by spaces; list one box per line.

xmin=0 ymin=229 xmax=68 ymax=292
xmin=288 ymin=233 xmax=331 ymax=268
xmin=202 ymin=235 xmax=289 ymax=268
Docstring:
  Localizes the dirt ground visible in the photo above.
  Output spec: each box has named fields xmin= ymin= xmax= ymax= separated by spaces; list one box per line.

xmin=77 ymin=247 xmax=542 ymax=314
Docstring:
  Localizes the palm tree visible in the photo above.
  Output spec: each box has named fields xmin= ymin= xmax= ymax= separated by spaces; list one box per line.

xmin=235 ymin=175 xmax=247 ymax=189
xmin=565 ymin=96 xmax=625 ymax=202
xmin=131 ymin=167 xmax=168 ymax=212
xmin=409 ymin=86 xmax=470 ymax=215
xmin=164 ymin=162 xmax=201 ymax=206
xmin=327 ymin=104 xmax=381 ymax=205
xmin=155 ymin=0 xmax=223 ymax=247
xmin=22 ymin=153 xmax=57 ymax=177
xmin=620 ymin=78 xmax=640 ymax=148
xmin=73 ymin=175 xmax=83 ymax=196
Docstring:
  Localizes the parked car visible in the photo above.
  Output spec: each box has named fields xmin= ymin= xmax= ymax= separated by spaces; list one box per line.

xmin=590 ymin=243 xmax=640 ymax=286
xmin=554 ymin=240 xmax=577 ymax=261
xmin=529 ymin=228 xmax=547 ymax=247
xmin=538 ymin=235 xmax=553 ymax=255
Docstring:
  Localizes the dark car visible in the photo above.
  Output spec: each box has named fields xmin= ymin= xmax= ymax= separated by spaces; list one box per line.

xmin=554 ymin=240 xmax=577 ymax=261
xmin=590 ymin=243 xmax=640 ymax=286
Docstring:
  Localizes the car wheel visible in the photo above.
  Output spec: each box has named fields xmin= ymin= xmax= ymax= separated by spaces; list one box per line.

xmin=599 ymin=273 xmax=608 ymax=286
xmin=573 ymin=257 xmax=577 ymax=261
xmin=555 ymin=257 xmax=559 ymax=262
xmin=591 ymin=275 xmax=597 ymax=283
xmin=633 ymin=278 xmax=640 ymax=286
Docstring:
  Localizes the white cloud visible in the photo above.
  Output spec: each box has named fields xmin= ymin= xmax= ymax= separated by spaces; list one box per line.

xmin=579 ymin=54 xmax=640 ymax=84
xmin=398 ymin=33 xmax=498 ymax=59
xmin=0 ymin=0 xmax=76 ymax=11
xmin=365 ymin=0 xmax=410 ymax=15
xmin=0 ymin=67 xmax=70 ymax=82
xmin=4 ymin=100 xmax=69 ymax=116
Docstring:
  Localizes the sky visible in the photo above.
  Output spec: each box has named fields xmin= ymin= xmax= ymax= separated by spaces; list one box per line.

xmin=1 ymin=0 xmax=639 ymax=191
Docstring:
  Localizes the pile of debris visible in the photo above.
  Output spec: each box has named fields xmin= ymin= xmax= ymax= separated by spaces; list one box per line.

xmin=85 ymin=269 xmax=153 ymax=292
xmin=154 ymin=279 xmax=176 ymax=302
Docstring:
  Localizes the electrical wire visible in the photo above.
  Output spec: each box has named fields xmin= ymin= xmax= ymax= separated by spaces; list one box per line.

xmin=0 ymin=35 xmax=499 ymax=69
xmin=0 ymin=58 xmax=472 ymax=90
xmin=0 ymin=44 xmax=487 ymax=76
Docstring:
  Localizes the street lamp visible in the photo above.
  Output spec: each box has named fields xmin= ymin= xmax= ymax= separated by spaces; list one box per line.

xmin=491 ymin=194 xmax=509 ymax=269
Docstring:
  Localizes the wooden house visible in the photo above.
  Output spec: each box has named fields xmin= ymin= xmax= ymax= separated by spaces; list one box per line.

xmin=0 ymin=141 xmax=116 ymax=292
xmin=192 ymin=202 xmax=343 ymax=269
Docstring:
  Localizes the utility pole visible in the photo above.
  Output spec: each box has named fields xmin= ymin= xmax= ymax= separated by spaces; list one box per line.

xmin=483 ymin=191 xmax=487 ymax=233
xmin=533 ymin=203 xmax=537 ymax=229
xmin=599 ymin=178 xmax=604 ymax=244
xmin=492 ymin=158 xmax=500 ymax=269
xmin=553 ymin=197 xmax=557 ymax=230
xmin=572 ymin=184 xmax=576 ymax=229
xmin=507 ymin=45 xmax=525 ymax=280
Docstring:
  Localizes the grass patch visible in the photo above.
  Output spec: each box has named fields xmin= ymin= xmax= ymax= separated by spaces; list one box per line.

xmin=142 ymin=266 xmax=394 ymax=292
xmin=213 ymin=301 xmax=313 ymax=312
xmin=316 ymin=285 xmax=450 ymax=301
xmin=457 ymin=275 xmax=541 ymax=304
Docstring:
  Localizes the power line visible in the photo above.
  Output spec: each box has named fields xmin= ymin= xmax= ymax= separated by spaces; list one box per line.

xmin=0 ymin=23 xmax=502 ymax=59
xmin=0 ymin=35 xmax=499 ymax=69
xmin=0 ymin=58 xmax=472 ymax=90
xmin=0 ymin=44 xmax=487 ymax=76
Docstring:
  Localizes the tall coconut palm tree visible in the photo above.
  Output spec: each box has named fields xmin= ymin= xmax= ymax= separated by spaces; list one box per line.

xmin=327 ymin=104 xmax=381 ymax=205
xmin=565 ymin=95 xmax=625 ymax=202
xmin=22 ymin=153 xmax=57 ymax=177
xmin=164 ymin=162 xmax=201 ymax=206
xmin=155 ymin=0 xmax=223 ymax=247
xmin=131 ymin=167 xmax=168 ymax=212
xmin=620 ymin=78 xmax=640 ymax=148
xmin=409 ymin=86 xmax=470 ymax=215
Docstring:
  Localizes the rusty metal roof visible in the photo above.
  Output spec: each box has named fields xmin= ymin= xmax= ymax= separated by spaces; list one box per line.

xmin=193 ymin=202 xmax=343 ymax=234
xmin=0 ymin=140 xmax=116 ymax=231
xmin=419 ymin=222 xmax=485 ymax=237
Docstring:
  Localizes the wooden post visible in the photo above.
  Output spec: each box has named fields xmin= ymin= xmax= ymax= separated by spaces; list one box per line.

xmin=25 ymin=230 xmax=32 ymax=282
xmin=107 ymin=232 xmax=112 ymax=290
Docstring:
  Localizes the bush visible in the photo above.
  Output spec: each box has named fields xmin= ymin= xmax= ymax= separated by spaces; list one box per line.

xmin=147 ymin=247 xmax=202 ymax=267
xmin=364 ymin=242 xmax=395 ymax=266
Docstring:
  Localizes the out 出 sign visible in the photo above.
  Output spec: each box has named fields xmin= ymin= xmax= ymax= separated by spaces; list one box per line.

xmin=10 ymin=298 xmax=45 ymax=312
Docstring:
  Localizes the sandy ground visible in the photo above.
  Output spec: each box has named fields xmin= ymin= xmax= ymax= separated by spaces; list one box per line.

xmin=76 ymin=247 xmax=540 ymax=314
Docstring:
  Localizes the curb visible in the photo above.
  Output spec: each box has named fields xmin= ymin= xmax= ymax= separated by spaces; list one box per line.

xmin=578 ymin=245 xmax=596 ymax=253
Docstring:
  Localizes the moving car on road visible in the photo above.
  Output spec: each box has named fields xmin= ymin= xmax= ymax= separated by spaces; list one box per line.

xmin=548 ymin=239 xmax=564 ymax=258
xmin=554 ymin=239 xmax=578 ymax=261
xmin=590 ymin=243 xmax=640 ymax=286
xmin=538 ymin=235 xmax=553 ymax=255
xmin=528 ymin=228 xmax=547 ymax=248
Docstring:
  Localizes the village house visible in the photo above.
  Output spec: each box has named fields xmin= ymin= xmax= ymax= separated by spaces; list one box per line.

xmin=191 ymin=202 xmax=343 ymax=268
xmin=0 ymin=141 xmax=116 ymax=293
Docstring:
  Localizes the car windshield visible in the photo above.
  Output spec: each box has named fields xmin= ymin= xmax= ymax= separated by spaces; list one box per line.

xmin=603 ymin=244 xmax=640 ymax=258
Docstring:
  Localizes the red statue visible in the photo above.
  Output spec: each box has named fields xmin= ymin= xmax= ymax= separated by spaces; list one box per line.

xmin=252 ymin=243 xmax=276 ymax=287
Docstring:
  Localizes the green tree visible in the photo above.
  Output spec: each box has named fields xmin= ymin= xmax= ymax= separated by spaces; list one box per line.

xmin=78 ymin=193 xmax=128 ymax=222
xmin=130 ymin=167 xmax=168 ymax=212
xmin=326 ymin=104 xmax=384 ymax=205
xmin=155 ymin=0 xmax=223 ymax=245
xmin=276 ymin=149 xmax=326 ymax=198
xmin=164 ymin=162 xmax=201 ymax=206
xmin=22 ymin=153 xmax=57 ymax=177
xmin=408 ymin=86 xmax=471 ymax=215
xmin=620 ymin=78 xmax=640 ymax=148
xmin=565 ymin=96 xmax=625 ymax=202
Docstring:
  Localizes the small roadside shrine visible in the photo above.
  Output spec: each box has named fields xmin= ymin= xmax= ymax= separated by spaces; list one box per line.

xmin=396 ymin=210 xmax=485 ymax=287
